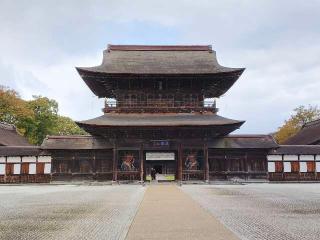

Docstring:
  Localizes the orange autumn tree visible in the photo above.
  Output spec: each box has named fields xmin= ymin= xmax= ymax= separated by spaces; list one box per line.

xmin=274 ymin=105 xmax=320 ymax=144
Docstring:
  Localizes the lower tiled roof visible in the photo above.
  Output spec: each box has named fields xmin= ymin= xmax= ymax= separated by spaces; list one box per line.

xmin=76 ymin=113 xmax=245 ymax=127
xmin=0 ymin=146 xmax=49 ymax=156
xmin=208 ymin=134 xmax=278 ymax=149
xmin=269 ymin=145 xmax=320 ymax=155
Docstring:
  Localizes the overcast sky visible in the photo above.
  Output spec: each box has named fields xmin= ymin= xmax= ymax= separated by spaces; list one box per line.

xmin=0 ymin=0 xmax=319 ymax=134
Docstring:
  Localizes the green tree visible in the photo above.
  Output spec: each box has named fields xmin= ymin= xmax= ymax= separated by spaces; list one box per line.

xmin=54 ymin=116 xmax=87 ymax=135
xmin=25 ymin=96 xmax=59 ymax=145
xmin=0 ymin=86 xmax=87 ymax=145
xmin=274 ymin=105 xmax=320 ymax=144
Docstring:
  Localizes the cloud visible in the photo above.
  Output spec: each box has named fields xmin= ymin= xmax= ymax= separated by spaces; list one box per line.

xmin=0 ymin=0 xmax=319 ymax=133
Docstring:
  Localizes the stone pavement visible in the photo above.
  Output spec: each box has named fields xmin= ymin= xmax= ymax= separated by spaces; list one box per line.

xmin=125 ymin=185 xmax=238 ymax=240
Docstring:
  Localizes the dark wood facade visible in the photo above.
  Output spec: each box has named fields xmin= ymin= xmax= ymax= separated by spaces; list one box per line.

xmin=42 ymin=45 xmax=277 ymax=182
xmin=44 ymin=135 xmax=276 ymax=182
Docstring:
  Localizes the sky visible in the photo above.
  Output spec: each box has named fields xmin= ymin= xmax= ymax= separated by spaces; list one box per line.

xmin=0 ymin=0 xmax=319 ymax=134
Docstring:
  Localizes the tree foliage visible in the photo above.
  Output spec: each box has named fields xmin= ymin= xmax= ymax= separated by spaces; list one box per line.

xmin=274 ymin=105 xmax=320 ymax=144
xmin=54 ymin=116 xmax=87 ymax=136
xmin=0 ymin=86 xmax=86 ymax=145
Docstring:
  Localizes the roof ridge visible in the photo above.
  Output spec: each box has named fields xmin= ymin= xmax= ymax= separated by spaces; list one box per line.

xmin=107 ymin=44 xmax=213 ymax=52
xmin=0 ymin=122 xmax=16 ymax=131
xmin=46 ymin=135 xmax=93 ymax=139
xmin=304 ymin=118 xmax=320 ymax=127
xmin=0 ymin=145 xmax=40 ymax=148
xmin=226 ymin=134 xmax=271 ymax=138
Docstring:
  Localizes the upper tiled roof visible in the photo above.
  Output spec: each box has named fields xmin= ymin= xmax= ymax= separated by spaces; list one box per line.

xmin=284 ymin=119 xmax=320 ymax=145
xmin=76 ymin=44 xmax=244 ymax=75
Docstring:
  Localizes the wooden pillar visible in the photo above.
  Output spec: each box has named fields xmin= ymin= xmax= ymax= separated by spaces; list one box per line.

xmin=112 ymin=146 xmax=118 ymax=182
xmin=178 ymin=143 xmax=183 ymax=181
xmin=225 ymin=153 xmax=229 ymax=180
xmin=244 ymin=153 xmax=248 ymax=180
xmin=71 ymin=155 xmax=75 ymax=179
xmin=204 ymin=144 xmax=209 ymax=182
xmin=225 ymin=153 xmax=230 ymax=171
xmin=140 ymin=144 xmax=144 ymax=183
xmin=92 ymin=152 xmax=96 ymax=175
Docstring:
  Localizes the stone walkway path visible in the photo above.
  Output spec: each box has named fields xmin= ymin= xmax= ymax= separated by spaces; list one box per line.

xmin=125 ymin=185 xmax=238 ymax=240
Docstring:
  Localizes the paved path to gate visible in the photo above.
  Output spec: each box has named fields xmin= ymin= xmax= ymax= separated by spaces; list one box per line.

xmin=125 ymin=185 xmax=238 ymax=240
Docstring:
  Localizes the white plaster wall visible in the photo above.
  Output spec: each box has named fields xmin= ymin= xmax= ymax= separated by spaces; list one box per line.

xmin=300 ymin=162 xmax=307 ymax=172
xmin=300 ymin=155 xmax=315 ymax=161
xmin=38 ymin=156 xmax=52 ymax=163
xmin=0 ymin=157 xmax=5 ymax=163
xmin=22 ymin=156 xmax=37 ymax=163
xmin=44 ymin=163 xmax=51 ymax=174
xmin=316 ymin=155 xmax=320 ymax=161
xmin=267 ymin=155 xmax=282 ymax=161
xmin=316 ymin=162 xmax=320 ymax=172
xmin=29 ymin=164 xmax=36 ymax=174
xmin=13 ymin=164 xmax=21 ymax=174
xmin=283 ymin=155 xmax=298 ymax=161
xmin=7 ymin=157 xmax=21 ymax=163
xmin=268 ymin=162 xmax=275 ymax=173
xmin=284 ymin=162 xmax=291 ymax=172
xmin=0 ymin=164 xmax=5 ymax=175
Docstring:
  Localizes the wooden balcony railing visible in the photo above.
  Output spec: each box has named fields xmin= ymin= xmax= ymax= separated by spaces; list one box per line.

xmin=104 ymin=100 xmax=217 ymax=113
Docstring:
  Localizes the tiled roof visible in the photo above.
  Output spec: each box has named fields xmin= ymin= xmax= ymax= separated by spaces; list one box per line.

xmin=0 ymin=122 xmax=31 ymax=146
xmin=284 ymin=119 xmax=320 ymax=145
xmin=269 ymin=145 xmax=320 ymax=155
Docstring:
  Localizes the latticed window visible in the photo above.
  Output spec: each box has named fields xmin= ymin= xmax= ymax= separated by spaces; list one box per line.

xmin=58 ymin=162 xmax=69 ymax=173
xmin=209 ymin=157 xmax=225 ymax=171
xmin=79 ymin=160 xmax=91 ymax=173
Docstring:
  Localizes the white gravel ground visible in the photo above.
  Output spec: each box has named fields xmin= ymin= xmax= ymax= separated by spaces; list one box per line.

xmin=182 ymin=183 xmax=320 ymax=240
xmin=0 ymin=185 xmax=145 ymax=240
xmin=1 ymin=183 xmax=320 ymax=240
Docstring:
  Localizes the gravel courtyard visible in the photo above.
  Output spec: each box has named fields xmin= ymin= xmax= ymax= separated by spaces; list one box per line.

xmin=182 ymin=184 xmax=320 ymax=240
xmin=0 ymin=185 xmax=145 ymax=240
xmin=1 ymin=183 xmax=320 ymax=240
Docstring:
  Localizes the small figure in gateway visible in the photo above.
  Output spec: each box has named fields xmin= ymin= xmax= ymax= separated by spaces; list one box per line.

xmin=151 ymin=167 xmax=157 ymax=180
